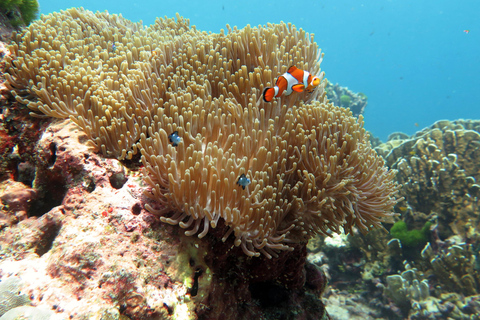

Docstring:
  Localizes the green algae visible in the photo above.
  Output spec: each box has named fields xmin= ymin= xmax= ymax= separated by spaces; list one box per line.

xmin=0 ymin=0 xmax=39 ymax=27
xmin=390 ymin=220 xmax=432 ymax=248
xmin=340 ymin=94 xmax=352 ymax=107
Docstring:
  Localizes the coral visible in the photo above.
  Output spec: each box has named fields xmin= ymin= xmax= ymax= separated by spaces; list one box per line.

xmin=366 ymin=119 xmax=480 ymax=317
xmin=302 ymin=119 xmax=480 ymax=320
xmin=0 ymin=180 xmax=37 ymax=222
xmin=376 ymin=119 xmax=480 ymax=243
xmin=384 ymin=266 xmax=430 ymax=308
xmin=380 ymin=263 xmax=455 ymax=319
xmin=4 ymin=8 xmax=401 ymax=259
xmin=325 ymin=82 xmax=368 ymax=117
xmin=0 ymin=119 xmax=191 ymax=319
xmin=0 ymin=208 xmax=63 ymax=259
xmin=0 ymin=277 xmax=31 ymax=316
xmin=421 ymin=241 xmax=480 ymax=297
xmin=0 ymin=305 xmax=54 ymax=320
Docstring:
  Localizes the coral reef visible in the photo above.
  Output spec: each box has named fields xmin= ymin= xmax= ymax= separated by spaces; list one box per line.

xmin=379 ymin=120 xmax=480 ymax=318
xmin=307 ymin=119 xmax=480 ymax=319
xmin=4 ymin=7 xmax=400 ymax=259
xmin=0 ymin=101 xmax=333 ymax=320
xmin=378 ymin=119 xmax=480 ymax=242
xmin=0 ymin=7 xmax=404 ymax=319
xmin=2 ymin=5 xmax=476 ymax=319
xmin=0 ymin=120 xmax=195 ymax=319
xmin=325 ymin=82 xmax=368 ymax=118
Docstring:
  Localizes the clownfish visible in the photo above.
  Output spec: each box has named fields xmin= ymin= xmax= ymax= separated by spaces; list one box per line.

xmin=262 ymin=66 xmax=321 ymax=102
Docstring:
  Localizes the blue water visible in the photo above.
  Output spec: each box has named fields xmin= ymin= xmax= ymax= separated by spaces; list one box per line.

xmin=40 ymin=0 xmax=479 ymax=141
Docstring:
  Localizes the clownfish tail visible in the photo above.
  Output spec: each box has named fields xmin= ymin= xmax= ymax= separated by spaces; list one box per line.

xmin=262 ymin=87 xmax=275 ymax=102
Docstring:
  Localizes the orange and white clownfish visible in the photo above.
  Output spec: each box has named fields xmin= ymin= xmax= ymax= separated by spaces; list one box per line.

xmin=262 ymin=66 xmax=321 ymax=102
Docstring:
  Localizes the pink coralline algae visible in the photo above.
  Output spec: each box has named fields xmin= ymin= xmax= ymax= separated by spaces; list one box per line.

xmin=0 ymin=119 xmax=195 ymax=319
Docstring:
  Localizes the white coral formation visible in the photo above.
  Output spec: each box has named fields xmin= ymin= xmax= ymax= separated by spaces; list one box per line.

xmin=0 ymin=277 xmax=31 ymax=316
xmin=385 ymin=267 xmax=429 ymax=304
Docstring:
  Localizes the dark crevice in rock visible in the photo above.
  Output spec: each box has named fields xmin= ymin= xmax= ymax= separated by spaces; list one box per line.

xmin=28 ymin=177 xmax=67 ymax=217
xmin=47 ymin=142 xmax=57 ymax=167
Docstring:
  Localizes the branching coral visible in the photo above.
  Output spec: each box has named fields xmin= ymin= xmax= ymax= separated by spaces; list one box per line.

xmin=4 ymin=8 xmax=401 ymax=258
xmin=422 ymin=242 xmax=480 ymax=296
xmin=385 ymin=266 xmax=430 ymax=307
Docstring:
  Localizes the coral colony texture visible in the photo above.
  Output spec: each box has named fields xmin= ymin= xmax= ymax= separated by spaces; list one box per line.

xmin=378 ymin=120 xmax=480 ymax=318
xmin=306 ymin=120 xmax=480 ymax=320
xmin=0 ymin=8 xmax=401 ymax=319
xmin=324 ymin=83 xmax=367 ymax=118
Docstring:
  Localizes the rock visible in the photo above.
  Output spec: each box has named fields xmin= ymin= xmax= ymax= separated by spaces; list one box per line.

xmin=0 ymin=180 xmax=37 ymax=222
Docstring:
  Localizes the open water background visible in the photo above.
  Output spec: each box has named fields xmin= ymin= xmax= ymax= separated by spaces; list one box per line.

xmin=40 ymin=0 xmax=480 ymax=141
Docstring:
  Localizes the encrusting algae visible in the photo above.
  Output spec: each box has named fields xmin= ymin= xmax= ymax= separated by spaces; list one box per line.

xmin=4 ymin=8 xmax=401 ymax=258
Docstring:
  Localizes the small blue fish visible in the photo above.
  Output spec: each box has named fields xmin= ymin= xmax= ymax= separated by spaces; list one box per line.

xmin=237 ymin=174 xmax=251 ymax=190
xmin=168 ymin=131 xmax=182 ymax=146
xmin=111 ymin=43 xmax=117 ymax=52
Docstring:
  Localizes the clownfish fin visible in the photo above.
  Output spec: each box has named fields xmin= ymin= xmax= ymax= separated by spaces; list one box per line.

xmin=287 ymin=65 xmax=298 ymax=74
xmin=292 ymin=84 xmax=305 ymax=93
xmin=263 ymin=87 xmax=275 ymax=102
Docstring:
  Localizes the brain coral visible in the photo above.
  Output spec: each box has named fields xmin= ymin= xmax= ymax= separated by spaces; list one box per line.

xmin=4 ymin=8 xmax=401 ymax=257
